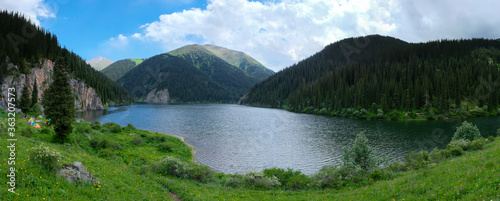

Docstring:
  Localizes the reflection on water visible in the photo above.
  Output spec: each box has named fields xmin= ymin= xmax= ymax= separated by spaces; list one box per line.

xmin=77 ymin=104 xmax=500 ymax=175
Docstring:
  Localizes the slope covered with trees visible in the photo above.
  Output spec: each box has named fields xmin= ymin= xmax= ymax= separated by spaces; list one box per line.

xmin=0 ymin=11 xmax=132 ymax=104
xmin=169 ymin=44 xmax=261 ymax=101
xmin=117 ymin=54 xmax=231 ymax=102
xmin=202 ymin=44 xmax=275 ymax=80
xmin=101 ymin=58 xmax=143 ymax=81
xmin=241 ymin=35 xmax=500 ymax=119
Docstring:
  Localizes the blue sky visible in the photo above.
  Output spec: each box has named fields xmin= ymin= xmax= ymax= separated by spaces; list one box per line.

xmin=2 ymin=0 xmax=500 ymax=71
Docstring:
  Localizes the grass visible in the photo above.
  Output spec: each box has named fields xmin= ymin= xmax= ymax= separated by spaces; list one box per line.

xmin=1 ymin=111 xmax=499 ymax=200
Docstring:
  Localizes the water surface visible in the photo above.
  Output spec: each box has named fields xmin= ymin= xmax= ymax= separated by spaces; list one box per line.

xmin=78 ymin=104 xmax=499 ymax=175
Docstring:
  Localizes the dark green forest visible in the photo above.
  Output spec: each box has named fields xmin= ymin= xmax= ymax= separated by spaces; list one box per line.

xmin=101 ymin=59 xmax=142 ymax=81
xmin=0 ymin=11 xmax=133 ymax=104
xmin=169 ymin=44 xmax=260 ymax=101
xmin=241 ymin=35 xmax=500 ymax=119
xmin=117 ymin=54 xmax=232 ymax=102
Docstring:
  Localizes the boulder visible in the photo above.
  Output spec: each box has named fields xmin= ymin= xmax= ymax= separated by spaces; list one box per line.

xmin=59 ymin=162 xmax=100 ymax=183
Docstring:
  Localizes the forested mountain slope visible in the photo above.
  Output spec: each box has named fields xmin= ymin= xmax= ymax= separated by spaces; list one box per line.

xmin=101 ymin=59 xmax=143 ymax=81
xmin=241 ymin=35 xmax=500 ymax=119
xmin=0 ymin=11 xmax=132 ymax=106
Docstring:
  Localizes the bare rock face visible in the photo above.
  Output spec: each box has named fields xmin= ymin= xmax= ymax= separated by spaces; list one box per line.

xmin=59 ymin=162 xmax=100 ymax=184
xmin=0 ymin=59 xmax=104 ymax=111
xmin=144 ymin=88 xmax=170 ymax=103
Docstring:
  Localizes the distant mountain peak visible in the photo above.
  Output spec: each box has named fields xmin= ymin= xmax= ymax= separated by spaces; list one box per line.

xmin=169 ymin=44 xmax=274 ymax=80
xmin=86 ymin=56 xmax=114 ymax=71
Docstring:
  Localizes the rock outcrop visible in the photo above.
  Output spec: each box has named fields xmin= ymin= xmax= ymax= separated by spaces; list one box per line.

xmin=0 ymin=59 xmax=104 ymax=111
xmin=59 ymin=162 xmax=100 ymax=183
xmin=144 ymin=88 xmax=170 ymax=103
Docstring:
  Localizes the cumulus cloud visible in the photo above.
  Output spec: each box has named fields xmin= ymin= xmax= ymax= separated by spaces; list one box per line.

xmin=108 ymin=34 xmax=129 ymax=48
xmin=126 ymin=0 xmax=500 ymax=71
xmin=0 ymin=0 xmax=55 ymax=25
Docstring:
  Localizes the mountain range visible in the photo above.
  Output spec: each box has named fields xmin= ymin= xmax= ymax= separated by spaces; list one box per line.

xmin=104 ymin=44 xmax=274 ymax=103
xmin=86 ymin=56 xmax=114 ymax=71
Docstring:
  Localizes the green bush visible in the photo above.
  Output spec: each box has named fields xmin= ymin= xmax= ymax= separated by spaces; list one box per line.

xmin=263 ymin=168 xmax=310 ymax=189
xmin=468 ymin=138 xmax=487 ymax=150
xmin=74 ymin=122 xmax=92 ymax=134
xmin=28 ymin=143 xmax=62 ymax=170
xmin=496 ymin=128 xmax=500 ymax=137
xmin=343 ymin=131 xmax=381 ymax=171
xmin=98 ymin=148 xmax=116 ymax=158
xmin=487 ymin=135 xmax=495 ymax=142
xmin=91 ymin=120 xmax=102 ymax=130
xmin=242 ymin=170 xmax=280 ymax=189
xmin=132 ymin=137 xmax=144 ymax=146
xmin=404 ymin=151 xmax=430 ymax=170
xmin=125 ymin=123 xmax=136 ymax=131
xmin=445 ymin=143 xmax=464 ymax=157
xmin=39 ymin=127 xmax=52 ymax=134
xmin=104 ymin=122 xmax=122 ymax=133
xmin=312 ymin=166 xmax=344 ymax=189
xmin=224 ymin=174 xmax=244 ymax=188
xmin=110 ymin=142 xmax=123 ymax=150
xmin=29 ymin=103 xmax=42 ymax=116
xmin=452 ymin=121 xmax=481 ymax=141
xmin=90 ymin=138 xmax=110 ymax=150
xmin=20 ymin=127 xmax=34 ymax=137
xmin=386 ymin=162 xmax=408 ymax=173
xmin=157 ymin=142 xmax=175 ymax=152
xmin=150 ymin=156 xmax=212 ymax=182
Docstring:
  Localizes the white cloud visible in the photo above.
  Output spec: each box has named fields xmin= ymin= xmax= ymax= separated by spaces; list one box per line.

xmin=0 ymin=0 xmax=55 ymax=25
xmin=98 ymin=0 xmax=500 ymax=71
xmin=108 ymin=34 xmax=129 ymax=48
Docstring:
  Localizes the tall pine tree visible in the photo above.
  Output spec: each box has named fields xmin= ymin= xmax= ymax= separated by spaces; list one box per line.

xmin=42 ymin=58 xmax=75 ymax=143
xmin=19 ymin=85 xmax=31 ymax=114
xmin=31 ymin=78 xmax=38 ymax=107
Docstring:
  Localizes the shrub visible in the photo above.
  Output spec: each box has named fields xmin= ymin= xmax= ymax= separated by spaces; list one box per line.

xmin=376 ymin=109 xmax=384 ymax=119
xmin=404 ymin=151 xmax=430 ymax=170
xmin=20 ymin=127 xmax=34 ymax=137
xmin=125 ymin=123 xmax=136 ymax=131
xmin=429 ymin=148 xmax=447 ymax=163
xmin=452 ymin=121 xmax=481 ymax=141
xmin=104 ymin=122 xmax=122 ymax=133
xmin=98 ymin=148 xmax=116 ymax=158
xmin=132 ymin=137 xmax=144 ymax=146
xmin=369 ymin=169 xmax=383 ymax=180
xmin=91 ymin=120 xmax=102 ymax=130
xmin=447 ymin=139 xmax=470 ymax=150
xmin=468 ymin=138 xmax=487 ymax=150
xmin=343 ymin=131 xmax=380 ymax=171
xmin=445 ymin=143 xmax=464 ymax=157
xmin=90 ymin=138 xmax=110 ymax=150
xmin=28 ymin=143 xmax=62 ymax=170
xmin=224 ymin=174 xmax=244 ymax=188
xmin=150 ymin=156 xmax=212 ymax=182
xmin=157 ymin=142 xmax=175 ymax=152
xmin=39 ymin=127 xmax=52 ymax=134
xmin=263 ymin=168 xmax=310 ymax=189
xmin=74 ymin=122 xmax=92 ymax=134
xmin=110 ymin=142 xmax=123 ymax=150
xmin=386 ymin=162 xmax=408 ymax=173
xmin=487 ymin=135 xmax=495 ymax=142
xmin=242 ymin=170 xmax=280 ymax=189
xmin=312 ymin=166 xmax=344 ymax=189
xmin=496 ymin=128 xmax=500 ymax=137
xmin=29 ymin=103 xmax=42 ymax=116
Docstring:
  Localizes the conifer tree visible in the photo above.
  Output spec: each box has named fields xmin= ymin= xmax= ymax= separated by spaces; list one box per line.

xmin=42 ymin=58 xmax=75 ymax=143
xmin=31 ymin=78 xmax=38 ymax=107
xmin=19 ymin=85 xmax=31 ymax=114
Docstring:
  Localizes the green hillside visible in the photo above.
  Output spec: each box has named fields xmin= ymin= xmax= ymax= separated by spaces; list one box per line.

xmin=202 ymin=44 xmax=274 ymax=80
xmin=169 ymin=44 xmax=261 ymax=101
xmin=117 ymin=53 xmax=229 ymax=102
xmin=241 ymin=35 xmax=500 ymax=119
xmin=101 ymin=59 xmax=143 ymax=81
xmin=0 ymin=11 xmax=132 ymax=104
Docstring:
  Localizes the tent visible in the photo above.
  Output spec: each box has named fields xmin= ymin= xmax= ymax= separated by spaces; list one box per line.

xmin=28 ymin=117 xmax=41 ymax=128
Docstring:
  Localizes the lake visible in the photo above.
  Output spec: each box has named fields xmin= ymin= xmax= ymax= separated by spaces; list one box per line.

xmin=77 ymin=104 xmax=499 ymax=175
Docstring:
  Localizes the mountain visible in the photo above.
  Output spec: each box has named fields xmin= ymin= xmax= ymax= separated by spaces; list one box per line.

xmin=168 ymin=44 xmax=261 ymax=101
xmin=86 ymin=56 xmax=114 ymax=71
xmin=201 ymin=44 xmax=274 ymax=80
xmin=101 ymin=59 xmax=143 ymax=81
xmin=0 ymin=11 xmax=132 ymax=110
xmin=241 ymin=35 xmax=500 ymax=119
xmin=117 ymin=54 xmax=230 ymax=103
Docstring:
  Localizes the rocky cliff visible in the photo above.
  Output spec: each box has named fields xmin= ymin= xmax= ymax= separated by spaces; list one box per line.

xmin=0 ymin=59 xmax=104 ymax=112
xmin=144 ymin=88 xmax=170 ymax=103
